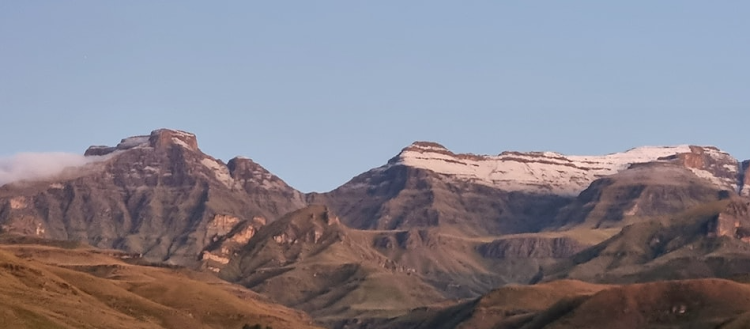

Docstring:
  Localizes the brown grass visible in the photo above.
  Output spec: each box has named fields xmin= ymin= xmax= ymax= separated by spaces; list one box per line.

xmin=0 ymin=244 xmax=322 ymax=329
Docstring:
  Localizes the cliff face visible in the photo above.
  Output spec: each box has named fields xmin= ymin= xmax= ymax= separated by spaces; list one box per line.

xmin=660 ymin=145 xmax=740 ymax=191
xmin=0 ymin=129 xmax=306 ymax=266
xmin=706 ymin=199 xmax=750 ymax=241
xmin=741 ymin=160 xmax=750 ymax=197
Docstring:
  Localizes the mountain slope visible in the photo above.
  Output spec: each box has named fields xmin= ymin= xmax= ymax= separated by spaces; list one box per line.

xmin=315 ymin=142 xmax=740 ymax=237
xmin=546 ymin=199 xmax=750 ymax=283
xmin=218 ymin=204 xmax=619 ymax=328
xmin=526 ymin=279 xmax=750 ymax=329
xmin=219 ymin=205 xmax=446 ymax=321
xmin=0 ymin=235 xmax=321 ymax=329
xmin=552 ymin=162 xmax=727 ymax=230
xmin=399 ymin=280 xmax=608 ymax=329
xmin=312 ymin=163 xmax=571 ymax=236
xmin=380 ymin=278 xmax=750 ymax=329
xmin=0 ymin=129 xmax=306 ymax=267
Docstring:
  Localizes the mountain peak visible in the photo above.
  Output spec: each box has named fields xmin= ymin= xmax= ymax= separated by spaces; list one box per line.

xmin=84 ymin=128 xmax=198 ymax=156
xmin=405 ymin=141 xmax=450 ymax=151
xmin=392 ymin=141 xmax=455 ymax=160
xmin=390 ymin=140 xmax=487 ymax=165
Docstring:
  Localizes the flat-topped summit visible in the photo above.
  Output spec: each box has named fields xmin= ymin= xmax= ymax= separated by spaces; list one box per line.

xmin=149 ymin=128 xmax=198 ymax=151
xmin=85 ymin=128 xmax=198 ymax=156
xmin=391 ymin=141 xmax=485 ymax=163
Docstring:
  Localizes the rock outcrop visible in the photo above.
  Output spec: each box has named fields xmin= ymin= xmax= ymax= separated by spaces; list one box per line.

xmin=706 ymin=199 xmax=750 ymax=241
xmin=741 ymin=160 xmax=750 ymax=197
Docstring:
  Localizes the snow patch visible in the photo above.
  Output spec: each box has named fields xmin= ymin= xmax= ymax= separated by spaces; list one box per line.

xmin=171 ymin=137 xmax=192 ymax=149
xmin=200 ymin=158 xmax=234 ymax=188
xmin=390 ymin=145 xmax=721 ymax=195
xmin=688 ymin=167 xmax=733 ymax=190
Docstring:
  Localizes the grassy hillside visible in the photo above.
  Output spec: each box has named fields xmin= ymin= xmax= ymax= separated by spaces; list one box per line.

xmin=220 ymin=205 xmax=620 ymax=326
xmin=0 ymin=236 xmax=321 ymax=329
xmin=532 ymin=279 xmax=750 ymax=329
xmin=545 ymin=200 xmax=750 ymax=283
xmin=382 ymin=278 xmax=750 ymax=329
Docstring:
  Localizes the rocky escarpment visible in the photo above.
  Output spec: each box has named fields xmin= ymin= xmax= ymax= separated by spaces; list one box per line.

xmin=220 ymin=205 xmax=351 ymax=275
xmin=200 ymin=214 xmax=267 ymax=273
xmin=546 ymin=199 xmax=750 ymax=284
xmin=478 ymin=236 xmax=589 ymax=259
xmin=659 ymin=145 xmax=740 ymax=191
xmin=0 ymin=129 xmax=306 ymax=267
xmin=706 ymin=199 xmax=750 ymax=241
xmin=552 ymin=162 xmax=731 ymax=230
xmin=220 ymin=205 xmax=445 ymax=319
xmin=741 ymin=160 xmax=750 ymax=197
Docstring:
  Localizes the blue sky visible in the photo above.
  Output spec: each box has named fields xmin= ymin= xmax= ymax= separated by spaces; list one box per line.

xmin=1 ymin=1 xmax=748 ymax=192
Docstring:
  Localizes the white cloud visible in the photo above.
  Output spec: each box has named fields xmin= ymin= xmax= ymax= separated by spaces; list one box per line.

xmin=0 ymin=152 xmax=105 ymax=187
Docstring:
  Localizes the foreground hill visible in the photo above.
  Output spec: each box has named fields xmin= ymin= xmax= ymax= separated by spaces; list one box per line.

xmin=527 ymin=279 xmax=750 ymax=329
xmin=374 ymin=278 xmax=750 ymax=329
xmin=0 ymin=235 xmax=321 ymax=329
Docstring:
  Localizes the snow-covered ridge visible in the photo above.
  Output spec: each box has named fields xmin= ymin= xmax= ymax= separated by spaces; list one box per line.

xmin=387 ymin=142 xmax=738 ymax=195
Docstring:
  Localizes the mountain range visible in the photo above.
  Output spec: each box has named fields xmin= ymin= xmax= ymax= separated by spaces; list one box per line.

xmin=2 ymin=128 xmax=750 ymax=329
